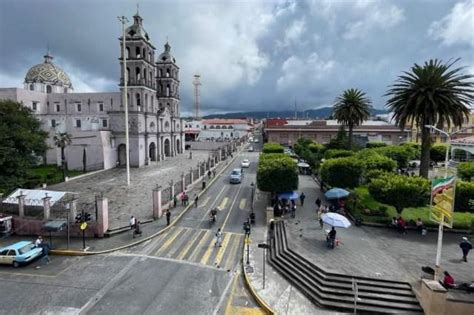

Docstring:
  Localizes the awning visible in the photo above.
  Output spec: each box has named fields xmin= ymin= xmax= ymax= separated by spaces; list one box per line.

xmin=42 ymin=220 xmax=67 ymax=232
xmin=3 ymin=189 xmax=69 ymax=206
xmin=277 ymin=191 xmax=299 ymax=200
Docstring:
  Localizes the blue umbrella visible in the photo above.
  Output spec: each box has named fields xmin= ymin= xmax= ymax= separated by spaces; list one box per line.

xmin=278 ymin=191 xmax=299 ymax=200
xmin=324 ymin=188 xmax=350 ymax=200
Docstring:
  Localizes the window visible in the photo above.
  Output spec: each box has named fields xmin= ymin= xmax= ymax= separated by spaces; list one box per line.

xmin=51 ymin=119 xmax=56 ymax=128
xmin=136 ymin=93 xmax=141 ymax=107
xmin=166 ymin=69 xmax=170 ymax=77
xmin=159 ymin=69 xmax=162 ymax=77
xmin=99 ymin=103 xmax=104 ymax=112
xmin=102 ymin=119 xmax=108 ymax=128
xmin=55 ymin=103 xmax=60 ymax=112
xmin=76 ymin=119 xmax=81 ymax=128
xmin=136 ymin=67 xmax=141 ymax=80
xmin=126 ymin=47 xmax=130 ymax=58
xmin=166 ymin=85 xmax=170 ymax=97
xmin=29 ymin=84 xmax=34 ymax=91
xmin=32 ymin=102 xmax=38 ymax=111
xmin=46 ymin=85 xmax=52 ymax=93
xmin=64 ymin=87 xmax=68 ymax=93
xmin=76 ymin=103 xmax=82 ymax=112
xmin=136 ymin=47 xmax=141 ymax=58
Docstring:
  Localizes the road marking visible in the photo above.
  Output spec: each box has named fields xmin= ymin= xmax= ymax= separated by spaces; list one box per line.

xmin=239 ymin=198 xmax=246 ymax=210
xmin=225 ymin=236 xmax=242 ymax=271
xmin=213 ymin=272 xmax=238 ymax=315
xmin=154 ymin=227 xmax=185 ymax=256
xmin=199 ymin=185 xmax=228 ymax=223
xmin=188 ymin=230 xmax=212 ymax=262
xmin=219 ymin=197 xmax=229 ymax=210
xmin=200 ymin=232 xmax=221 ymax=265
xmin=214 ymin=234 xmax=232 ymax=267
xmin=176 ymin=229 xmax=206 ymax=261
xmin=223 ymin=272 xmax=239 ymax=315
xmin=165 ymin=228 xmax=193 ymax=258
xmin=200 ymin=196 xmax=210 ymax=208
xmin=221 ymin=183 xmax=244 ymax=231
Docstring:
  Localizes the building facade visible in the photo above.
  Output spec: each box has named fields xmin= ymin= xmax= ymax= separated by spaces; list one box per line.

xmin=264 ymin=119 xmax=410 ymax=147
xmin=0 ymin=12 xmax=185 ymax=171
xmin=184 ymin=119 xmax=252 ymax=142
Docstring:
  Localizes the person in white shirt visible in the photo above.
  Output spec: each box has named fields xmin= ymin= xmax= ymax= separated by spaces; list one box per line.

xmin=35 ymin=236 xmax=43 ymax=248
xmin=129 ymin=216 xmax=136 ymax=230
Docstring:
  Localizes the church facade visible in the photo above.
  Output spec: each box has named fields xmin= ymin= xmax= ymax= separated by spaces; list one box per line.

xmin=0 ymin=12 xmax=185 ymax=171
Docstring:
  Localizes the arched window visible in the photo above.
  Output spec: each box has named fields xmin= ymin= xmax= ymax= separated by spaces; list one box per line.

xmin=210 ymin=125 xmax=215 ymax=129
xmin=143 ymin=70 xmax=147 ymax=83
xmin=150 ymin=71 xmax=153 ymax=85
xmin=149 ymin=52 xmax=152 ymax=62
xmin=158 ymin=69 xmax=162 ymax=77
xmin=166 ymin=69 xmax=170 ymax=77
xmin=166 ymin=85 xmax=170 ymax=97
xmin=29 ymin=84 xmax=34 ymax=91
xmin=126 ymin=47 xmax=130 ymax=58
xmin=142 ymin=48 xmax=146 ymax=59
xmin=145 ymin=94 xmax=148 ymax=110
xmin=136 ymin=67 xmax=141 ymax=81
xmin=136 ymin=47 xmax=141 ymax=58
xmin=126 ymin=68 xmax=130 ymax=83
xmin=46 ymin=85 xmax=52 ymax=93
xmin=151 ymin=95 xmax=154 ymax=111
xmin=136 ymin=93 xmax=141 ymax=107
xmin=216 ymin=125 xmax=221 ymax=129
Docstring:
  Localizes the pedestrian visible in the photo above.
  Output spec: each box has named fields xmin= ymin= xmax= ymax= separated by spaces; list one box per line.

xmin=173 ymin=195 xmax=178 ymax=208
xmin=443 ymin=271 xmax=455 ymax=288
xmin=194 ymin=195 xmax=199 ymax=207
xmin=129 ymin=216 xmax=136 ymax=230
xmin=166 ymin=209 xmax=171 ymax=226
xmin=243 ymin=220 xmax=251 ymax=237
xmin=181 ymin=192 xmax=185 ymax=206
xmin=35 ymin=235 xmax=43 ymax=248
xmin=215 ymin=228 xmax=223 ymax=247
xmin=212 ymin=169 xmax=216 ymax=178
xmin=315 ymin=198 xmax=321 ymax=208
xmin=460 ymin=237 xmax=472 ymax=262
xmin=299 ymin=192 xmax=306 ymax=206
xmin=319 ymin=217 xmax=324 ymax=229
xmin=327 ymin=227 xmax=336 ymax=249
xmin=291 ymin=204 xmax=296 ymax=218
xmin=208 ymin=170 xmax=212 ymax=179
xmin=133 ymin=220 xmax=142 ymax=238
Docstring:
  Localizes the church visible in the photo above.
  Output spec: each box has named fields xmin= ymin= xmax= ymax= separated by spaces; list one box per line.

xmin=0 ymin=12 xmax=185 ymax=171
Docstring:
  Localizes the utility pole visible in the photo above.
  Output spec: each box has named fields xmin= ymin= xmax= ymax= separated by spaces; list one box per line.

xmin=118 ymin=16 xmax=131 ymax=186
xmin=193 ymin=75 xmax=201 ymax=120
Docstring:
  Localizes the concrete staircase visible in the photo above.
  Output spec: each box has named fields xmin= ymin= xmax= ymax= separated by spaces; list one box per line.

xmin=269 ymin=221 xmax=423 ymax=314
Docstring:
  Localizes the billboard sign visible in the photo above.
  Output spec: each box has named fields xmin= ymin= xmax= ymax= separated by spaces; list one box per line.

xmin=430 ymin=176 xmax=456 ymax=228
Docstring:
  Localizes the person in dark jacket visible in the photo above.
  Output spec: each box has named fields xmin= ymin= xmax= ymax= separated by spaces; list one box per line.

xmin=327 ymin=227 xmax=336 ymax=249
xmin=460 ymin=237 xmax=473 ymax=262
xmin=299 ymin=192 xmax=306 ymax=206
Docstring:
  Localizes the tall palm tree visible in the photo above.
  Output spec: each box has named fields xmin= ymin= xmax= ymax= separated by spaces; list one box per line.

xmin=54 ymin=132 xmax=72 ymax=181
xmin=385 ymin=59 xmax=473 ymax=178
xmin=333 ymin=88 xmax=372 ymax=150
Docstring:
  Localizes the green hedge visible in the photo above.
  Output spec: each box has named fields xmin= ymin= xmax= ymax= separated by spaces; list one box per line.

xmin=257 ymin=153 xmax=298 ymax=193
xmin=324 ymin=149 xmax=354 ymax=160
xmin=455 ymin=180 xmax=474 ymax=213
xmin=366 ymin=142 xmax=387 ymax=148
xmin=458 ymin=162 xmax=474 ymax=182
xmin=372 ymin=145 xmax=417 ymax=169
xmin=430 ymin=145 xmax=449 ymax=163
xmin=262 ymin=143 xmax=284 ymax=154
xmin=320 ymin=157 xmax=364 ymax=188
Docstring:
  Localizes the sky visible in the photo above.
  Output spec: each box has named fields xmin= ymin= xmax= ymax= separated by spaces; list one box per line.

xmin=0 ymin=0 xmax=473 ymax=116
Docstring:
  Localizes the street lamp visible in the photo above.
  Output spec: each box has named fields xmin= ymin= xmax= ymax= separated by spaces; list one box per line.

xmin=424 ymin=124 xmax=474 ymax=279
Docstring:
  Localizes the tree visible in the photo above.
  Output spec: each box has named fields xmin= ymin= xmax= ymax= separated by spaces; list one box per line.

xmin=455 ymin=180 xmax=474 ymax=213
xmin=368 ymin=173 xmax=430 ymax=214
xmin=333 ymin=88 xmax=372 ymax=150
xmin=0 ymin=100 xmax=48 ymax=193
xmin=262 ymin=143 xmax=284 ymax=153
xmin=257 ymin=154 xmax=298 ymax=193
xmin=320 ymin=157 xmax=364 ymax=188
xmin=457 ymin=162 xmax=474 ymax=181
xmin=53 ymin=132 xmax=72 ymax=181
xmin=430 ymin=144 xmax=449 ymax=163
xmin=385 ymin=59 xmax=473 ymax=178
xmin=325 ymin=126 xmax=349 ymax=150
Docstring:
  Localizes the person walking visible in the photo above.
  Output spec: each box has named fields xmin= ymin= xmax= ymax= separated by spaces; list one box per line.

xmin=208 ymin=170 xmax=212 ymax=179
xmin=129 ymin=216 xmax=136 ymax=230
xmin=299 ymin=192 xmax=306 ymax=206
xmin=194 ymin=195 xmax=199 ymax=207
xmin=215 ymin=228 xmax=223 ymax=247
xmin=166 ymin=209 xmax=171 ymax=226
xmin=291 ymin=204 xmax=296 ymax=218
xmin=460 ymin=237 xmax=472 ymax=262
xmin=315 ymin=197 xmax=321 ymax=209
xmin=173 ymin=195 xmax=178 ymax=208
xmin=328 ymin=227 xmax=336 ymax=249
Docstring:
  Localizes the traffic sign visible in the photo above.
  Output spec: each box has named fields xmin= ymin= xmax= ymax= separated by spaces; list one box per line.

xmin=80 ymin=222 xmax=87 ymax=230
xmin=258 ymin=243 xmax=269 ymax=249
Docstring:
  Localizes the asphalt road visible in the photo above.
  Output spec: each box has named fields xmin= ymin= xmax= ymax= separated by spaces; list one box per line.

xmin=0 ymin=139 xmax=264 ymax=315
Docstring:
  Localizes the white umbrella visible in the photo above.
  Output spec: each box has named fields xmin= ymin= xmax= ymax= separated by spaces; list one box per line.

xmin=321 ymin=213 xmax=351 ymax=228
xmin=297 ymin=162 xmax=310 ymax=168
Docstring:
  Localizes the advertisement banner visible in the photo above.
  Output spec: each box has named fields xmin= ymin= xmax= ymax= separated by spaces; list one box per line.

xmin=430 ymin=176 xmax=456 ymax=228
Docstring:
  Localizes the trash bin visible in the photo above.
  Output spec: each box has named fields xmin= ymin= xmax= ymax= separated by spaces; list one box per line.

xmin=202 ymin=181 xmax=206 ymax=189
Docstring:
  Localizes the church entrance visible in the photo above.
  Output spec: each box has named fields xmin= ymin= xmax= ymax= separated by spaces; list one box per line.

xmin=176 ymin=139 xmax=180 ymax=154
xmin=118 ymin=144 xmax=127 ymax=166
xmin=164 ymin=139 xmax=171 ymax=157
xmin=149 ymin=142 xmax=156 ymax=161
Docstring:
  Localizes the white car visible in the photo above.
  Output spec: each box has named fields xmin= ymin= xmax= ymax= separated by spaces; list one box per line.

xmin=241 ymin=159 xmax=250 ymax=168
xmin=254 ymin=138 xmax=259 ymax=143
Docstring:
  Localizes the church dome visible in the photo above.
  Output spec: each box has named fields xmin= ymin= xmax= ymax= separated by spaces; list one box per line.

xmin=158 ymin=42 xmax=176 ymax=63
xmin=25 ymin=53 xmax=73 ymax=88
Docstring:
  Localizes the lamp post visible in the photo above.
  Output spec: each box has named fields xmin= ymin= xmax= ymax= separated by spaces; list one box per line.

xmin=424 ymin=124 xmax=474 ymax=279
xmin=118 ymin=15 xmax=131 ymax=186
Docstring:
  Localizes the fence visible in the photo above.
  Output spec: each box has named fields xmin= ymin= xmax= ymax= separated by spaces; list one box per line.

xmin=174 ymin=181 xmax=183 ymax=196
xmin=185 ymin=173 xmax=192 ymax=186
xmin=161 ymin=187 xmax=171 ymax=206
xmin=193 ymin=169 xmax=199 ymax=180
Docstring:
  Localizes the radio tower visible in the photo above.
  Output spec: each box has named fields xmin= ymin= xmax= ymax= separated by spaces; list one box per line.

xmin=193 ymin=75 xmax=201 ymax=120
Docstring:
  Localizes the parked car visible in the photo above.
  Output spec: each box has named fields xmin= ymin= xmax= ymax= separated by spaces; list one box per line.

xmin=248 ymin=146 xmax=254 ymax=152
xmin=229 ymin=168 xmax=243 ymax=184
xmin=0 ymin=241 xmax=43 ymax=268
xmin=241 ymin=159 xmax=250 ymax=168
xmin=254 ymin=138 xmax=259 ymax=143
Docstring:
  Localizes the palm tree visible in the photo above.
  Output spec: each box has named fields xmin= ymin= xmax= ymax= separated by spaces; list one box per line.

xmin=333 ymin=88 xmax=372 ymax=150
xmin=385 ymin=59 xmax=473 ymax=178
xmin=54 ymin=132 xmax=72 ymax=181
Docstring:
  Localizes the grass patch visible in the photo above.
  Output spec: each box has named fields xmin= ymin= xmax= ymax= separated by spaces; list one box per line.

xmin=349 ymin=187 xmax=473 ymax=230
xmin=30 ymin=165 xmax=83 ymax=186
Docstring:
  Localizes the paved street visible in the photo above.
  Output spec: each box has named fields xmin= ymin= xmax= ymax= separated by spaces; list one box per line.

xmin=0 ymin=141 xmax=263 ymax=315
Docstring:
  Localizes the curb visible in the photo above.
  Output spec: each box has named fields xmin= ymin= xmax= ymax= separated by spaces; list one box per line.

xmin=51 ymin=143 xmax=247 ymax=256
xmin=241 ymin=236 xmax=275 ymax=315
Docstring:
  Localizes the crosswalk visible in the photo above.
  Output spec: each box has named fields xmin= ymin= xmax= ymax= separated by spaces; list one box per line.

xmin=149 ymin=226 xmax=244 ymax=270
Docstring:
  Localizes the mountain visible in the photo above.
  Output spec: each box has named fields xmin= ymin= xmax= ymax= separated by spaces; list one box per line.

xmin=201 ymin=107 xmax=388 ymax=119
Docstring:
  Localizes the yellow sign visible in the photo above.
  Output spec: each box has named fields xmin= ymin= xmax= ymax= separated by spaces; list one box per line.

xmin=80 ymin=222 xmax=88 ymax=230
xmin=245 ymin=237 xmax=252 ymax=245
xmin=430 ymin=176 xmax=455 ymax=228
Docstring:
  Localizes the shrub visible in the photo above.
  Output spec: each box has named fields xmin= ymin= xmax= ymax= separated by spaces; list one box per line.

xmin=366 ymin=142 xmax=387 ymax=148
xmin=324 ymin=149 xmax=354 ymax=159
xmin=368 ymin=173 xmax=430 ymax=214
xmin=455 ymin=180 xmax=474 ymax=213
xmin=308 ymin=143 xmax=325 ymax=154
xmin=262 ymin=143 xmax=284 ymax=154
xmin=457 ymin=162 xmax=474 ymax=182
xmin=320 ymin=157 xmax=364 ymax=188
xmin=430 ymin=145 xmax=449 ymax=163
xmin=373 ymin=145 xmax=415 ymax=169
xmin=364 ymin=169 xmax=390 ymax=183
xmin=362 ymin=153 xmax=397 ymax=173
xmin=257 ymin=154 xmax=298 ymax=193
xmin=400 ymin=143 xmax=421 ymax=159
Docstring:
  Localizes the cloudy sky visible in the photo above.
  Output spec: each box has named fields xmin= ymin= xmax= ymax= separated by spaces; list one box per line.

xmin=0 ymin=0 xmax=473 ymax=115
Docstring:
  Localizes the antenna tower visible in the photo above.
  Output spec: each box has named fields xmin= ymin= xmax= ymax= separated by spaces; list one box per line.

xmin=193 ymin=75 xmax=201 ymax=119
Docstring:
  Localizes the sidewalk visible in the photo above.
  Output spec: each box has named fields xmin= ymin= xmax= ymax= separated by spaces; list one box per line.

xmin=0 ymin=144 xmax=246 ymax=253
